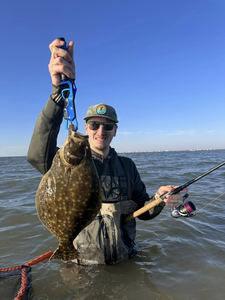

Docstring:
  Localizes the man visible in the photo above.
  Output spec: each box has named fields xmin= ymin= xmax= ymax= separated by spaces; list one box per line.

xmin=27 ymin=38 xmax=186 ymax=265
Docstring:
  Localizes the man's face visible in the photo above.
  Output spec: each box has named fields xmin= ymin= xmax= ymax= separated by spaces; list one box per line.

xmin=85 ymin=117 xmax=117 ymax=155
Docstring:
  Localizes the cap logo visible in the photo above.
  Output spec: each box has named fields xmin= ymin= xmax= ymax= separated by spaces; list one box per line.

xmin=96 ymin=104 xmax=107 ymax=115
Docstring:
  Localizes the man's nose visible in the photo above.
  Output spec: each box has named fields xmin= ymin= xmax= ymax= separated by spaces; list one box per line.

xmin=97 ymin=124 xmax=105 ymax=134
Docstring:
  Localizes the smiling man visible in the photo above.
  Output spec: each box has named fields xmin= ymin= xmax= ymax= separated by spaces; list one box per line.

xmin=84 ymin=104 xmax=118 ymax=158
xmin=27 ymin=38 xmax=186 ymax=265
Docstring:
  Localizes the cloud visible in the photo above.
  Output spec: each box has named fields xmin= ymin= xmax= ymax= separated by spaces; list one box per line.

xmin=144 ymin=130 xmax=164 ymax=135
xmin=118 ymin=130 xmax=201 ymax=137
xmin=118 ymin=131 xmax=134 ymax=135
xmin=118 ymin=131 xmax=143 ymax=135
xmin=166 ymin=130 xmax=198 ymax=136
xmin=205 ymin=130 xmax=215 ymax=133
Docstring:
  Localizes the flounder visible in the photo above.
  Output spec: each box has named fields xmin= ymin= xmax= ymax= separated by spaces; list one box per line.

xmin=36 ymin=125 xmax=102 ymax=261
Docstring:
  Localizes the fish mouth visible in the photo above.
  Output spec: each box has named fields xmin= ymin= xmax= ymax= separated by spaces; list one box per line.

xmin=60 ymin=131 xmax=90 ymax=167
xmin=70 ymin=132 xmax=89 ymax=144
xmin=68 ymin=129 xmax=89 ymax=143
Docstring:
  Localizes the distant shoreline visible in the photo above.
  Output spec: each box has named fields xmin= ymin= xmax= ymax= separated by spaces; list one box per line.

xmin=0 ymin=148 xmax=224 ymax=158
xmin=118 ymin=148 xmax=225 ymax=154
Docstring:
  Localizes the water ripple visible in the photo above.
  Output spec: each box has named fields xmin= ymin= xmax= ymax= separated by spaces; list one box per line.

xmin=0 ymin=151 xmax=225 ymax=300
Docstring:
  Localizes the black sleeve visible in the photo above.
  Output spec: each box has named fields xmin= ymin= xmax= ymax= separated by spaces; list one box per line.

xmin=27 ymin=85 xmax=65 ymax=175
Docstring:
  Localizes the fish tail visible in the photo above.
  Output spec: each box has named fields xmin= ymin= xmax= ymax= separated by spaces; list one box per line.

xmin=50 ymin=243 xmax=81 ymax=262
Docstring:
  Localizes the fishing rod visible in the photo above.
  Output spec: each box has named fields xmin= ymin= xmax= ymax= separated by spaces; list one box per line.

xmin=124 ymin=161 xmax=225 ymax=224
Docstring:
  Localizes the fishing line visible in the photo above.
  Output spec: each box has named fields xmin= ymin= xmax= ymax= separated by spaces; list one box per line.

xmin=196 ymin=191 xmax=225 ymax=214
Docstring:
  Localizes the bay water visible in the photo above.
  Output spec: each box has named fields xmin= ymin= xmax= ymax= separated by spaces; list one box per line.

xmin=0 ymin=150 xmax=224 ymax=300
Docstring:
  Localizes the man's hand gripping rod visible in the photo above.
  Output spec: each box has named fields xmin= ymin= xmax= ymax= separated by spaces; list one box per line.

xmin=124 ymin=161 xmax=225 ymax=224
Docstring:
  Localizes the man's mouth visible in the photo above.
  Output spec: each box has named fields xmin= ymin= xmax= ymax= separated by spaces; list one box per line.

xmin=95 ymin=137 xmax=106 ymax=142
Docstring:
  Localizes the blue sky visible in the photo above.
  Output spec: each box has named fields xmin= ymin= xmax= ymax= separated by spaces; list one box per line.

xmin=0 ymin=0 xmax=224 ymax=156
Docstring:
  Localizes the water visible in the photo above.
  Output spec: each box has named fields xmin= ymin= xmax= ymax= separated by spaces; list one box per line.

xmin=0 ymin=150 xmax=225 ymax=300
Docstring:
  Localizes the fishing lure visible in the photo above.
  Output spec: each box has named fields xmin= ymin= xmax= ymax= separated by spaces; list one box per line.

xmin=58 ymin=37 xmax=78 ymax=131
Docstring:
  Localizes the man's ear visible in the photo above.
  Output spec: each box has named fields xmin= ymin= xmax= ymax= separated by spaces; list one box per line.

xmin=113 ymin=126 xmax=117 ymax=137
xmin=84 ymin=123 xmax=88 ymax=134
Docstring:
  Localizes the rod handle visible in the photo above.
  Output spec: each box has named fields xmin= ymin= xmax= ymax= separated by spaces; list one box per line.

xmin=124 ymin=197 xmax=164 ymax=224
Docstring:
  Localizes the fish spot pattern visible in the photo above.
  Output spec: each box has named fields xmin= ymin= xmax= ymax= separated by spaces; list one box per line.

xmin=36 ymin=129 xmax=102 ymax=261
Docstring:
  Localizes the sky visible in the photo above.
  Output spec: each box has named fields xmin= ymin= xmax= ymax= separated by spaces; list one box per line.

xmin=0 ymin=0 xmax=224 ymax=156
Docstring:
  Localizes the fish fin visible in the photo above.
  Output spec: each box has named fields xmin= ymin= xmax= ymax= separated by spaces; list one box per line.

xmin=50 ymin=244 xmax=81 ymax=262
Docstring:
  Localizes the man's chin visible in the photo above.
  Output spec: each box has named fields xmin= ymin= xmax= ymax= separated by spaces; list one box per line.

xmin=93 ymin=143 xmax=108 ymax=152
xmin=95 ymin=145 xmax=107 ymax=151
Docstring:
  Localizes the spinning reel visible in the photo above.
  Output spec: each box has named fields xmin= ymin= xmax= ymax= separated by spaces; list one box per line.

xmin=171 ymin=193 xmax=196 ymax=218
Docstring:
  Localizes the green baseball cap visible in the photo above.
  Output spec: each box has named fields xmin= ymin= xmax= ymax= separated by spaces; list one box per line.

xmin=83 ymin=103 xmax=118 ymax=123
